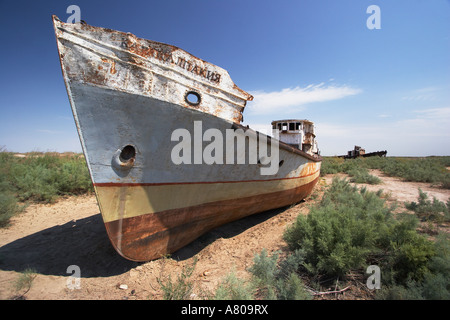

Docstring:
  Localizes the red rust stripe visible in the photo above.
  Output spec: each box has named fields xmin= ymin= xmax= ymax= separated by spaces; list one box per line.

xmin=94 ymin=169 xmax=320 ymax=188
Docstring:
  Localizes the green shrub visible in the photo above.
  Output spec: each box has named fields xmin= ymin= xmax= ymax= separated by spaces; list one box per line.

xmin=276 ymin=272 xmax=312 ymax=300
xmin=157 ymin=258 xmax=197 ymax=300
xmin=405 ymin=189 xmax=450 ymax=222
xmin=378 ymin=233 xmax=450 ymax=300
xmin=321 ymin=156 xmax=450 ymax=189
xmin=214 ymin=270 xmax=254 ymax=300
xmin=347 ymin=167 xmax=382 ymax=185
xmin=0 ymin=192 xmax=18 ymax=227
xmin=374 ymin=157 xmax=450 ymax=188
xmin=13 ymin=268 xmax=37 ymax=298
xmin=0 ymin=154 xmax=21 ymax=227
xmin=214 ymin=249 xmax=312 ymax=300
xmin=0 ymin=151 xmax=93 ymax=227
xmin=389 ymin=222 xmax=435 ymax=283
xmin=283 ymin=178 xmax=441 ymax=286
xmin=284 ymin=178 xmax=394 ymax=277
xmin=320 ymin=157 xmax=344 ymax=175
xmin=248 ymin=249 xmax=312 ymax=300
xmin=0 ymin=152 xmax=93 ymax=205
xmin=11 ymin=162 xmax=59 ymax=202
xmin=11 ymin=154 xmax=93 ymax=202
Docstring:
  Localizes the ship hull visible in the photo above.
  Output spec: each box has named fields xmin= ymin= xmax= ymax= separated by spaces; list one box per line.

xmin=53 ymin=16 xmax=321 ymax=261
xmin=103 ymin=177 xmax=318 ymax=261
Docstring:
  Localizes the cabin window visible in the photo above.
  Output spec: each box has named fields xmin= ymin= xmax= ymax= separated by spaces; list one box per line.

xmin=272 ymin=124 xmax=276 ymax=129
xmin=282 ymin=123 xmax=287 ymax=131
xmin=289 ymin=123 xmax=295 ymax=131
xmin=296 ymin=123 xmax=300 ymax=130
xmin=278 ymin=123 xmax=282 ymax=130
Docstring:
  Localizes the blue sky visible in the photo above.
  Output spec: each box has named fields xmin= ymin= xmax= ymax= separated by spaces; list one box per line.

xmin=0 ymin=0 xmax=449 ymax=156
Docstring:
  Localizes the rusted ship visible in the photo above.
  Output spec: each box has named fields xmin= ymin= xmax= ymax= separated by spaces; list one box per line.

xmin=53 ymin=16 xmax=321 ymax=262
xmin=339 ymin=146 xmax=387 ymax=159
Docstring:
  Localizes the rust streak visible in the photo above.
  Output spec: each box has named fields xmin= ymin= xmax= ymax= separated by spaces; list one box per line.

xmin=110 ymin=60 xmax=117 ymax=74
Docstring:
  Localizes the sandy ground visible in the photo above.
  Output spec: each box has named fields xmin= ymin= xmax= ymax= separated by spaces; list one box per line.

xmin=0 ymin=171 xmax=449 ymax=300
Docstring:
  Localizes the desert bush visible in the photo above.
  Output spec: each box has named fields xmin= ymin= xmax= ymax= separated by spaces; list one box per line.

xmin=0 ymin=189 xmax=18 ymax=227
xmin=373 ymin=157 xmax=450 ymax=188
xmin=12 ymin=154 xmax=93 ymax=202
xmin=248 ymin=249 xmax=312 ymax=300
xmin=320 ymin=157 xmax=344 ymax=175
xmin=214 ymin=270 xmax=254 ymax=300
xmin=0 ymin=151 xmax=93 ymax=227
xmin=378 ymin=233 xmax=450 ymax=300
xmin=0 ymin=152 xmax=21 ymax=226
xmin=347 ymin=167 xmax=382 ymax=185
xmin=157 ymin=258 xmax=197 ymax=300
xmin=321 ymin=156 xmax=450 ymax=189
xmin=283 ymin=178 xmax=441 ymax=287
xmin=214 ymin=249 xmax=312 ymax=300
xmin=284 ymin=178 xmax=393 ymax=277
xmin=12 ymin=268 xmax=37 ymax=299
xmin=405 ymin=189 xmax=450 ymax=222
xmin=387 ymin=219 xmax=436 ymax=283
xmin=2 ymin=152 xmax=93 ymax=203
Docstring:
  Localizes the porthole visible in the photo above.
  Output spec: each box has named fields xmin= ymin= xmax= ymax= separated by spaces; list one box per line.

xmin=185 ymin=91 xmax=201 ymax=106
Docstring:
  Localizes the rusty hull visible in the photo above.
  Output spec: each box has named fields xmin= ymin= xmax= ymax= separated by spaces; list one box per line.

xmin=53 ymin=15 xmax=253 ymax=124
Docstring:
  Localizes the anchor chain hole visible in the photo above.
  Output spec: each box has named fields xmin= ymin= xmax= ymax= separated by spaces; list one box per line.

xmin=120 ymin=145 xmax=136 ymax=162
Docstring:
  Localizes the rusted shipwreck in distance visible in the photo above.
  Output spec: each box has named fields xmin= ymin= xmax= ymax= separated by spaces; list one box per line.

xmin=339 ymin=146 xmax=387 ymax=159
xmin=53 ymin=16 xmax=322 ymax=262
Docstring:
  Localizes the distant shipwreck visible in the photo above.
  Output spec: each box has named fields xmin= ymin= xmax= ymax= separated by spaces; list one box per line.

xmin=339 ymin=146 xmax=387 ymax=159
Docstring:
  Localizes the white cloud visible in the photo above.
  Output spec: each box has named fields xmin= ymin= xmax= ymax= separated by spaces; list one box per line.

xmin=247 ymin=83 xmax=361 ymax=115
xmin=37 ymin=129 xmax=64 ymax=135
xmin=413 ymin=107 xmax=450 ymax=121
xmin=401 ymin=86 xmax=440 ymax=102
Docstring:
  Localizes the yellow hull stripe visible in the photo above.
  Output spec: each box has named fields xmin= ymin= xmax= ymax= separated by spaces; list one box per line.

xmin=95 ymin=171 xmax=320 ymax=223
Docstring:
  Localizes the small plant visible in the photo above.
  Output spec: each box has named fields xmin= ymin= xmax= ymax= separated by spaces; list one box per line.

xmin=320 ymin=157 xmax=345 ymax=176
xmin=347 ymin=167 xmax=382 ymax=185
xmin=12 ymin=268 xmax=37 ymax=299
xmin=405 ymin=188 xmax=450 ymax=223
xmin=214 ymin=270 xmax=254 ymax=300
xmin=248 ymin=249 xmax=312 ymax=300
xmin=157 ymin=258 xmax=197 ymax=300
xmin=0 ymin=191 xmax=18 ymax=227
xmin=213 ymin=249 xmax=312 ymax=300
xmin=0 ymin=152 xmax=19 ymax=226
xmin=377 ymin=233 xmax=450 ymax=300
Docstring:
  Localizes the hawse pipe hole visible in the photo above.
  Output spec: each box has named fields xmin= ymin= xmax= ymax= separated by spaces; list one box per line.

xmin=112 ymin=145 xmax=136 ymax=169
